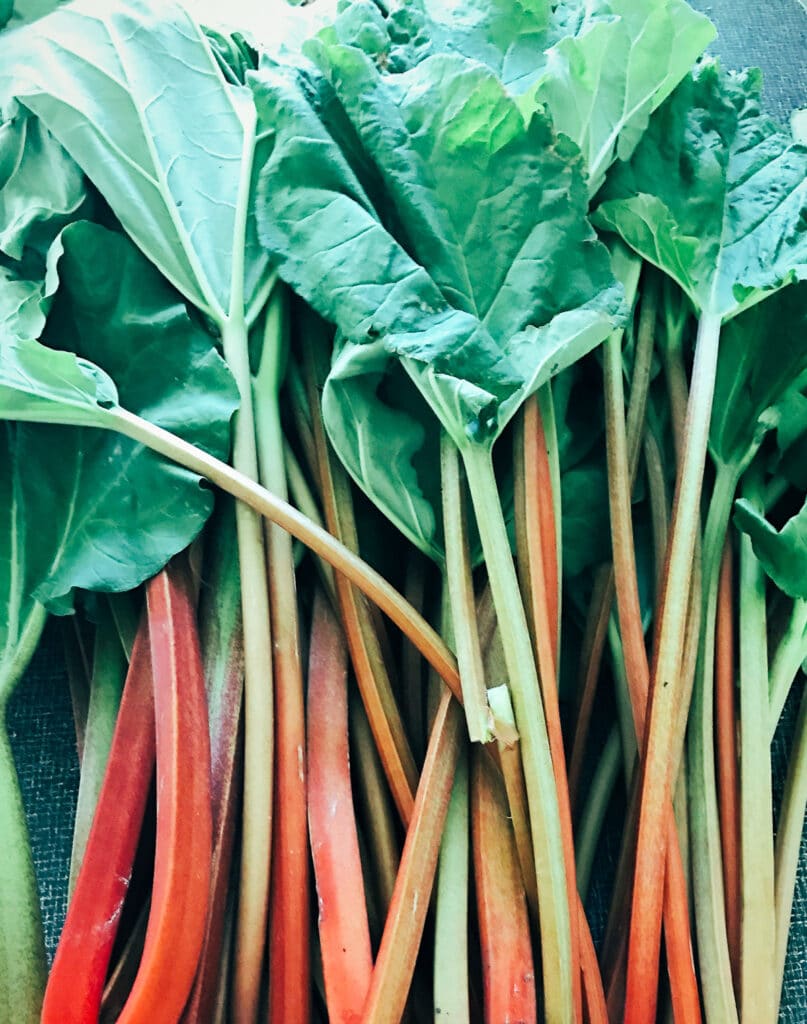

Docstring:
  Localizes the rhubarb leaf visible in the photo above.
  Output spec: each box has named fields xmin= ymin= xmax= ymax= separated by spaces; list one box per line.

xmin=253 ymin=53 xmax=623 ymax=555
xmin=594 ymin=63 xmax=807 ymax=319
xmin=327 ymin=0 xmax=713 ymax=194
xmin=734 ymin=495 xmax=807 ymax=600
xmin=0 ymin=0 xmax=273 ymax=325
xmin=0 ymin=110 xmax=87 ymax=262
xmin=710 ymin=282 xmax=807 ymax=470
xmin=0 ymin=222 xmax=237 ymax=614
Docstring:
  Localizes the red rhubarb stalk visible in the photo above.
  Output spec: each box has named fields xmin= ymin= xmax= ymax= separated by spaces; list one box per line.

xmin=361 ymin=690 xmax=463 ymax=1024
xmin=308 ymin=591 xmax=373 ymax=1023
xmin=715 ymin=539 xmax=740 ymax=990
xmin=116 ymin=562 xmax=213 ymax=1024
xmin=471 ymin=747 xmax=537 ymax=1024
xmin=182 ymin=507 xmax=244 ymax=1024
xmin=42 ymin=620 xmax=156 ymax=1024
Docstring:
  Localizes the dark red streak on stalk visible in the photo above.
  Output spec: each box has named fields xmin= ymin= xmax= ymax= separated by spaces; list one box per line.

xmin=308 ymin=592 xmax=373 ymax=1023
xmin=716 ymin=540 xmax=740 ymax=990
xmin=42 ymin=622 xmax=156 ymax=1024
xmin=116 ymin=563 xmax=213 ymax=1024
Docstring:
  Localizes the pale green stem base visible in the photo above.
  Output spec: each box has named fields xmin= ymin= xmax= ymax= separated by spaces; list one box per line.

xmin=433 ymin=743 xmax=470 ymax=1022
xmin=687 ymin=463 xmax=739 ymax=1024
xmin=461 ymin=442 xmax=572 ymax=1024
xmin=0 ymin=724 xmax=46 ymax=1023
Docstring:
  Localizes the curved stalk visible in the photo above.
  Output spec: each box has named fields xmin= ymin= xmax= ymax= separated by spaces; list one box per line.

xmin=109 ymin=406 xmax=461 ymax=700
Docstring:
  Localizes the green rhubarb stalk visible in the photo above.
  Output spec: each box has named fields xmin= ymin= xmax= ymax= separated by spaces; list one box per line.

xmin=738 ymin=467 xmax=776 ymax=1022
xmin=441 ymin=432 xmax=491 ymax=743
xmin=575 ymin=724 xmax=622 ymax=900
xmin=220 ymin=312 xmax=276 ymax=1024
xmin=461 ymin=443 xmax=572 ymax=1024
xmin=687 ymin=463 xmax=739 ymax=1024
xmin=253 ymin=286 xmax=310 ymax=1024
xmin=433 ymin=744 xmax=470 ymax=1023
xmin=0 ymin=602 xmax=47 ymax=1024
xmin=68 ymin=601 xmax=127 ymax=894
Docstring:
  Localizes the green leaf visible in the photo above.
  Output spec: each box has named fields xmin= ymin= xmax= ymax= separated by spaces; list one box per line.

xmin=0 ymin=222 xmax=238 ymax=613
xmin=254 ymin=52 xmax=623 ymax=442
xmin=0 ymin=0 xmax=12 ymax=32
xmin=594 ymin=63 xmax=807 ymax=319
xmin=252 ymin=51 xmax=622 ymax=554
xmin=710 ymin=281 xmax=807 ymax=470
xmin=734 ymin=495 xmax=807 ymax=600
xmin=322 ymin=339 xmax=443 ymax=562
xmin=0 ymin=264 xmax=45 ymax=339
xmin=326 ymin=0 xmax=712 ymax=194
xmin=527 ymin=0 xmax=715 ymax=193
xmin=0 ymin=335 xmax=117 ymax=427
xmin=0 ymin=110 xmax=87 ymax=261
xmin=0 ymin=0 xmax=272 ymax=324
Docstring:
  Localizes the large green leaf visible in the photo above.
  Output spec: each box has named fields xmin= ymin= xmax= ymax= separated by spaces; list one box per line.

xmin=0 ymin=222 xmax=238 ymax=613
xmin=252 ymin=51 xmax=623 ymax=555
xmin=594 ymin=63 xmax=807 ymax=319
xmin=327 ymin=0 xmax=713 ymax=194
xmin=710 ymin=282 xmax=807 ymax=470
xmin=734 ymin=495 xmax=807 ymax=600
xmin=0 ymin=0 xmax=273 ymax=325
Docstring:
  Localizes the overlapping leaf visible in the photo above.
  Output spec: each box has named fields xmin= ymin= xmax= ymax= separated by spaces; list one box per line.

xmin=710 ymin=282 xmax=807 ymax=470
xmin=0 ymin=222 xmax=238 ymax=614
xmin=734 ymin=496 xmax=807 ymax=600
xmin=0 ymin=0 xmax=273 ymax=325
xmin=252 ymin=48 xmax=623 ymax=557
xmin=324 ymin=0 xmax=713 ymax=194
xmin=595 ymin=63 xmax=807 ymax=319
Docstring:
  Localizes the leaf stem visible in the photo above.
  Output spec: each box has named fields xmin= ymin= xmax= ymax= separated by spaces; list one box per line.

xmin=461 ymin=442 xmax=572 ymax=1024
xmin=219 ymin=313 xmax=275 ymax=1024
xmin=441 ymin=432 xmax=491 ymax=742
xmin=738 ymin=467 xmax=777 ymax=1022
xmin=0 ymin=721 xmax=46 ymax=1024
xmin=769 ymin=600 xmax=807 ymax=734
xmin=361 ymin=690 xmax=463 ymax=1024
xmin=253 ymin=289 xmax=310 ymax=1024
xmin=625 ymin=309 xmax=722 ymax=1024
xmin=68 ymin=602 xmax=126 ymax=894
xmin=687 ymin=462 xmax=739 ymax=1024
xmin=108 ymin=407 xmax=462 ymax=713
xmin=433 ymin=743 xmax=470 ymax=1023
xmin=715 ymin=538 xmax=740 ymax=990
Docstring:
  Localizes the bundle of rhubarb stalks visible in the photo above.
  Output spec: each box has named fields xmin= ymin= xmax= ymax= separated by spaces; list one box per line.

xmin=1 ymin=0 xmax=806 ymax=1021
